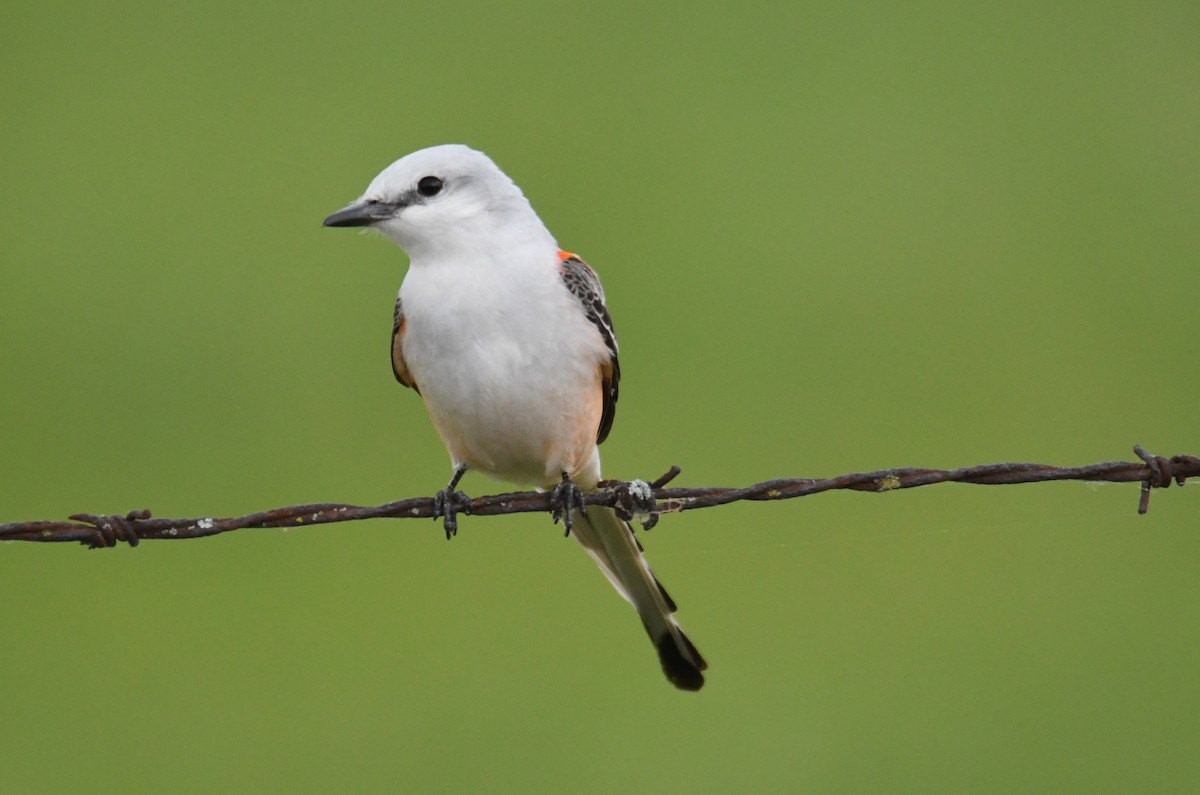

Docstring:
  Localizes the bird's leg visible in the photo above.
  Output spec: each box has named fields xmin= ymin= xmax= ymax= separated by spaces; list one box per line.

xmin=550 ymin=471 xmax=586 ymax=537
xmin=433 ymin=464 xmax=471 ymax=540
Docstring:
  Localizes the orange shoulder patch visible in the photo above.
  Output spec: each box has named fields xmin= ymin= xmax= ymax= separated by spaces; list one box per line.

xmin=557 ymin=249 xmax=578 ymax=262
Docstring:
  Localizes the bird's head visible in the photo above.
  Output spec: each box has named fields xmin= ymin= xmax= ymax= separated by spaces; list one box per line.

xmin=323 ymin=144 xmax=552 ymax=261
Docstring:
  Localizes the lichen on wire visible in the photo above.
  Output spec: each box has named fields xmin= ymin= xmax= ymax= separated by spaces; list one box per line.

xmin=1 ymin=445 xmax=1194 ymax=550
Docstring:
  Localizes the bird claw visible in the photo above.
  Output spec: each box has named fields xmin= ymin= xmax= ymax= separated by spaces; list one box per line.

xmin=551 ymin=474 xmax=585 ymax=537
xmin=433 ymin=488 xmax=471 ymax=540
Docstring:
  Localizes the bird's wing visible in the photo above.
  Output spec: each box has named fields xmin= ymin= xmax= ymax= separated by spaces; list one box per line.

xmin=391 ymin=294 xmax=419 ymax=392
xmin=558 ymin=251 xmax=619 ymax=444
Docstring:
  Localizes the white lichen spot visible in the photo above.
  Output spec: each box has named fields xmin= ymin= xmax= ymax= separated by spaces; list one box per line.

xmin=167 ymin=527 xmax=178 ymax=536
xmin=629 ymin=479 xmax=652 ymax=500
xmin=626 ymin=480 xmax=655 ymax=525
xmin=197 ymin=518 xmax=215 ymax=530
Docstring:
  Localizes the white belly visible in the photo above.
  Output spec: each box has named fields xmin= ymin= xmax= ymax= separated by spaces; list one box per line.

xmin=398 ymin=256 xmax=607 ymax=488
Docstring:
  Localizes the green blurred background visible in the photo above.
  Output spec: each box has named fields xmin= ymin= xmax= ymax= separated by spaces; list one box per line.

xmin=3 ymin=1 xmax=1197 ymax=792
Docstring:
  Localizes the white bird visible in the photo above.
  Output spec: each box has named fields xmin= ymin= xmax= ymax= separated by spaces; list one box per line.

xmin=323 ymin=144 xmax=707 ymax=690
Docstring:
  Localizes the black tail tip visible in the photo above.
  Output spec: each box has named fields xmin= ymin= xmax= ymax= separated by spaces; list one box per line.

xmin=656 ymin=634 xmax=707 ymax=691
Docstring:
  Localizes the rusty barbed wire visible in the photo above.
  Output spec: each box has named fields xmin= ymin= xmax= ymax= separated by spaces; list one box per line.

xmin=1 ymin=445 xmax=1194 ymax=549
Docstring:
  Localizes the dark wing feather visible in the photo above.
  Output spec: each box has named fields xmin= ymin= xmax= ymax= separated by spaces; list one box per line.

xmin=558 ymin=253 xmax=620 ymax=444
xmin=391 ymin=294 xmax=418 ymax=392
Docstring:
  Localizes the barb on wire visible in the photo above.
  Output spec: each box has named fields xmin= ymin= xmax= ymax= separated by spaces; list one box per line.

xmin=1 ymin=445 xmax=1195 ymax=549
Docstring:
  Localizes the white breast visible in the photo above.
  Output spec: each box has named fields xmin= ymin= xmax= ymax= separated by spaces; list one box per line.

xmin=398 ymin=247 xmax=608 ymax=487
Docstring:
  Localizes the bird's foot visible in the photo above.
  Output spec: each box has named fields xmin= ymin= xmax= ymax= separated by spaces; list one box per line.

xmin=434 ymin=465 xmax=470 ymax=539
xmin=433 ymin=488 xmax=471 ymax=539
xmin=551 ymin=473 xmax=585 ymax=537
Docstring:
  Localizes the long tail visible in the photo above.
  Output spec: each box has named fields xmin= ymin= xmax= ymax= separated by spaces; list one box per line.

xmin=570 ymin=504 xmax=707 ymax=691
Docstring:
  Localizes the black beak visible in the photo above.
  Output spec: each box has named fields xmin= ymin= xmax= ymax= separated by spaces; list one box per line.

xmin=322 ymin=199 xmax=400 ymax=228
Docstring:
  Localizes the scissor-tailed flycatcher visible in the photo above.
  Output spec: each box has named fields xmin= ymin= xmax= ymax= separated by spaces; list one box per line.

xmin=323 ymin=144 xmax=706 ymax=690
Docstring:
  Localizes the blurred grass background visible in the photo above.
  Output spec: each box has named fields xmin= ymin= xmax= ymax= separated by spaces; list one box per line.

xmin=2 ymin=0 xmax=1198 ymax=792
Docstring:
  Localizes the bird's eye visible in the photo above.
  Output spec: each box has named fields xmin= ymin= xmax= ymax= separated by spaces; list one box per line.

xmin=417 ymin=176 xmax=444 ymax=197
